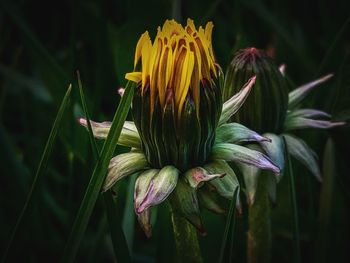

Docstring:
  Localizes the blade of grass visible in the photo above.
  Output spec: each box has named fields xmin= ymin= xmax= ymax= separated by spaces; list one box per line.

xmin=1 ymin=84 xmax=72 ymax=263
xmin=61 ymin=81 xmax=135 ymax=263
xmin=77 ymin=71 xmax=99 ymax=159
xmin=218 ymin=188 xmax=239 ymax=263
xmin=77 ymin=73 xmax=130 ymax=261
xmin=283 ymin=136 xmax=301 ymax=263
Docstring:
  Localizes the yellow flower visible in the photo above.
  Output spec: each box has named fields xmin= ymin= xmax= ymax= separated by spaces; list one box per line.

xmin=125 ymin=19 xmax=217 ymax=119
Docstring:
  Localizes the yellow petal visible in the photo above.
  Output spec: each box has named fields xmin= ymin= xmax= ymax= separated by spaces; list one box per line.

xmin=125 ymin=72 xmax=142 ymax=83
xmin=134 ymin=32 xmax=150 ymax=69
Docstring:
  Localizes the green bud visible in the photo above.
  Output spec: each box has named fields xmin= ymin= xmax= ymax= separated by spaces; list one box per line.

xmin=132 ymin=80 xmax=222 ymax=172
xmin=223 ymin=48 xmax=288 ymax=133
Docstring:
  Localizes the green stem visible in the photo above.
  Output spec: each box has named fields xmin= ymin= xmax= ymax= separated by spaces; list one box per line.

xmin=171 ymin=212 xmax=203 ymax=263
xmin=247 ymin=172 xmax=271 ymax=263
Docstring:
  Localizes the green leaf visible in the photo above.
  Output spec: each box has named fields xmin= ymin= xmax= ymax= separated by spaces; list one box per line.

xmin=170 ymin=178 xmax=205 ymax=234
xmin=288 ymin=74 xmax=333 ymax=110
xmin=211 ymin=143 xmax=280 ymax=174
xmin=215 ymin=123 xmax=270 ymax=144
xmin=260 ymin=133 xmax=285 ymax=172
xmin=219 ymin=76 xmax=256 ymax=126
xmin=204 ymin=160 xmax=239 ymax=200
xmin=2 ymin=85 xmax=72 ymax=262
xmin=78 ymin=119 xmax=141 ymax=149
xmin=105 ymin=152 xmax=149 ymax=191
xmin=77 ymin=71 xmax=99 ymax=159
xmin=283 ymin=134 xmax=321 ymax=181
xmin=78 ymin=74 xmax=131 ymax=262
xmin=61 ymin=81 xmax=135 ymax=263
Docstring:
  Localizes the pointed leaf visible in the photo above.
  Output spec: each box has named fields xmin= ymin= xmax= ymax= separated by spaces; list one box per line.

xmin=204 ymin=160 xmax=239 ymax=200
xmin=137 ymin=166 xmax=179 ymax=214
xmin=283 ymin=134 xmax=321 ymax=181
xmin=260 ymin=133 xmax=285 ymax=173
xmin=287 ymin=109 xmax=331 ymax=119
xmin=238 ymin=162 xmax=260 ymax=206
xmin=215 ymin=122 xmax=271 ymax=144
xmin=62 ymin=81 xmax=135 ymax=263
xmin=219 ymin=76 xmax=256 ymax=126
xmin=184 ymin=167 xmax=225 ymax=189
xmin=211 ymin=143 xmax=280 ymax=175
xmin=170 ymin=178 xmax=205 ymax=234
xmin=134 ymin=169 xmax=159 ymax=211
xmin=288 ymin=74 xmax=333 ymax=109
xmin=104 ymin=152 xmax=149 ymax=191
xmin=284 ymin=116 xmax=344 ymax=131
xmin=79 ymin=118 xmax=141 ymax=148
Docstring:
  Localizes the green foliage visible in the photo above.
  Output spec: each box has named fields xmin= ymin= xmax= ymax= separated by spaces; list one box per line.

xmin=1 ymin=0 xmax=349 ymax=262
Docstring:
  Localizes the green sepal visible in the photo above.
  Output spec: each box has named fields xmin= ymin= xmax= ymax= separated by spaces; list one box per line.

xmin=204 ymin=160 xmax=240 ymax=200
xmin=162 ymin=94 xmax=179 ymax=167
xmin=169 ymin=178 xmax=206 ymax=234
xmin=178 ymin=97 xmax=198 ymax=171
xmin=197 ymin=186 xmax=226 ymax=214
xmin=151 ymin=97 xmax=168 ymax=167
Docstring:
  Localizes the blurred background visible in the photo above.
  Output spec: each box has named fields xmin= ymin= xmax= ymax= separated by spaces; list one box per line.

xmin=0 ymin=0 xmax=349 ymax=262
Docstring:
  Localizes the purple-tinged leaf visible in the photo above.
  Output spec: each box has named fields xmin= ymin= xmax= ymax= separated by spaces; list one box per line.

xmin=260 ymin=133 xmax=285 ymax=174
xmin=216 ymin=122 xmax=271 ymax=144
xmin=211 ymin=143 xmax=280 ymax=175
xmin=287 ymin=109 xmax=331 ymax=119
xmin=103 ymin=152 xmax=149 ymax=191
xmin=219 ymin=76 xmax=256 ymax=126
xmin=283 ymin=134 xmax=321 ymax=181
xmin=136 ymin=166 xmax=179 ymax=214
xmin=79 ymin=118 xmax=141 ymax=148
xmin=184 ymin=167 xmax=225 ymax=189
xmin=284 ymin=116 xmax=345 ymax=131
xmin=204 ymin=160 xmax=239 ymax=199
xmin=134 ymin=169 xmax=159 ymax=212
xmin=288 ymin=74 xmax=333 ymax=109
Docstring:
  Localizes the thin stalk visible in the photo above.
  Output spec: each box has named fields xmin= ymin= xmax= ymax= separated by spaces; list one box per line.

xmin=171 ymin=212 xmax=203 ymax=263
xmin=247 ymin=172 xmax=271 ymax=263
xmin=2 ymin=85 xmax=72 ymax=262
xmin=77 ymin=74 xmax=130 ymax=262
xmin=103 ymin=191 xmax=131 ymax=263
xmin=218 ymin=188 xmax=238 ymax=263
xmin=61 ymin=81 xmax=134 ymax=263
xmin=283 ymin=136 xmax=301 ymax=263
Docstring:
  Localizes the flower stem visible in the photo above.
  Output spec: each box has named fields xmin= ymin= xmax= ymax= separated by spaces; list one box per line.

xmin=247 ymin=172 xmax=272 ymax=263
xmin=171 ymin=212 xmax=203 ymax=263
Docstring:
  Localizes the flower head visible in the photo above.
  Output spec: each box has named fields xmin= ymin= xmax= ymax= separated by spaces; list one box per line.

xmin=224 ymin=47 xmax=345 ymax=205
xmin=224 ymin=48 xmax=288 ymax=134
xmin=79 ymin=22 xmax=280 ymax=236
xmin=125 ymin=19 xmax=221 ymax=171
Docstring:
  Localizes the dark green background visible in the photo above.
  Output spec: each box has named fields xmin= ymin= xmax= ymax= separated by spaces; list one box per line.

xmin=1 ymin=0 xmax=349 ymax=262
